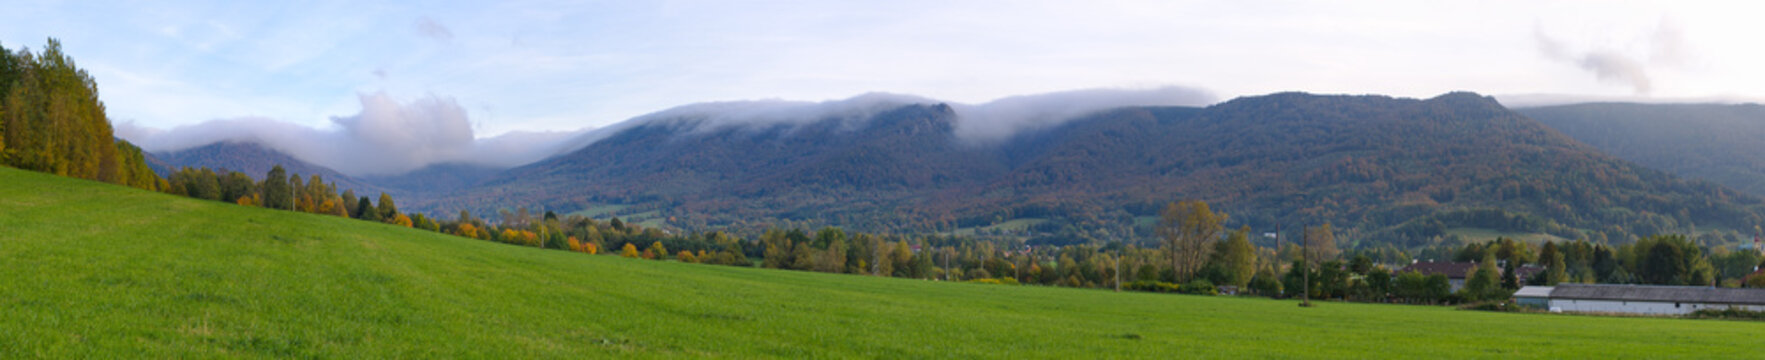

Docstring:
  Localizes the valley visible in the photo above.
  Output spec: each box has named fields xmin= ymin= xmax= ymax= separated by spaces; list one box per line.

xmin=4 ymin=166 xmax=1761 ymax=358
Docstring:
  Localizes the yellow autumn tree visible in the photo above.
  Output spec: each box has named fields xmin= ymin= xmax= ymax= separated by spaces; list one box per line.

xmin=317 ymin=197 xmax=338 ymax=215
xmin=521 ymin=230 xmax=540 ymax=247
xmin=392 ymin=214 xmax=413 ymax=228
xmin=236 ymin=193 xmax=261 ymax=207
xmin=456 ymin=223 xmax=480 ymax=239
xmin=677 ymin=250 xmax=698 ymax=263
xmin=621 ymin=243 xmax=639 ymax=258
xmin=328 ymin=197 xmax=350 ymax=217
xmin=585 ymin=242 xmax=599 ymax=255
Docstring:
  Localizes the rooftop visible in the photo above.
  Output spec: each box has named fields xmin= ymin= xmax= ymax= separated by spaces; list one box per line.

xmin=1513 ymin=286 xmax=1554 ymax=298
xmin=1549 ymin=284 xmax=1765 ymax=305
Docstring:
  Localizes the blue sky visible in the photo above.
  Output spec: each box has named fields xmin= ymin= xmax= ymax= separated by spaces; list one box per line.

xmin=3 ymin=1 xmax=1761 ymax=172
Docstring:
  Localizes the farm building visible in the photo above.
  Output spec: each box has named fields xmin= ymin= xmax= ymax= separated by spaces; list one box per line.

xmin=1512 ymin=286 xmax=1552 ymax=309
xmin=1540 ymin=284 xmax=1765 ymax=315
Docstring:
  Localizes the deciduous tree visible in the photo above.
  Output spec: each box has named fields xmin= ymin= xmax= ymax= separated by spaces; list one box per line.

xmin=1220 ymin=226 xmax=1256 ymax=287
xmin=1158 ymin=200 xmax=1226 ymax=282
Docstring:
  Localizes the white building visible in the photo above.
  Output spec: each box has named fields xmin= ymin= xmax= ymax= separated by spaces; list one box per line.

xmin=1544 ymin=284 xmax=1765 ymax=315
xmin=1512 ymin=286 xmax=1552 ymax=309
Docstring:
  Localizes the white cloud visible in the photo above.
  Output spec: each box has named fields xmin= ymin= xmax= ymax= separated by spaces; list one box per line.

xmin=1533 ymin=19 xmax=1692 ymax=95
xmin=120 ymin=92 xmax=584 ymax=176
xmin=558 ymin=86 xmax=1218 ymax=151
xmin=415 ymin=16 xmax=453 ymax=41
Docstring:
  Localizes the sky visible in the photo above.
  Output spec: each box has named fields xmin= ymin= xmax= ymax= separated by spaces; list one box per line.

xmin=3 ymin=1 xmax=1761 ymax=173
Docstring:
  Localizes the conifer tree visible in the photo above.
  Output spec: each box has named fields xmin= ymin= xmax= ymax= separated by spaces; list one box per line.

xmin=261 ymin=165 xmax=292 ymax=210
xmin=356 ymin=196 xmax=379 ymax=221
xmin=377 ymin=193 xmax=398 ymax=221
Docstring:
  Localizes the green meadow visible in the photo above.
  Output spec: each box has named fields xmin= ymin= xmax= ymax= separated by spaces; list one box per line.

xmin=2 ymin=166 xmax=1759 ymax=358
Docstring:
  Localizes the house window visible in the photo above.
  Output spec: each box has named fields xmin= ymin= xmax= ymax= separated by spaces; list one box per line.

xmin=1675 ymin=302 xmax=1681 ymax=308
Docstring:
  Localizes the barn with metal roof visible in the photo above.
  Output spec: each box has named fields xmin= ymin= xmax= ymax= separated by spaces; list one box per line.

xmin=1543 ymin=284 xmax=1765 ymax=315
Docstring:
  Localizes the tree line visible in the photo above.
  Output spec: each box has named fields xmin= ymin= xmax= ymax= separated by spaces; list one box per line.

xmin=11 ymin=37 xmax=1765 ymax=307
xmin=0 ymin=39 xmax=161 ymax=191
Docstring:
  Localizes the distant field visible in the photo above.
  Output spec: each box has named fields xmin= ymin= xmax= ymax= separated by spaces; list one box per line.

xmin=565 ymin=203 xmax=629 ymax=219
xmin=4 ymin=167 xmax=1764 ymax=358
xmin=1445 ymin=227 xmax=1573 ymax=243
xmin=949 ymin=218 xmax=1047 ymax=236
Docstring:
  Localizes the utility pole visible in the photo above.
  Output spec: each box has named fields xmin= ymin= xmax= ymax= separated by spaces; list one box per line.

xmin=943 ymin=246 xmax=951 ymax=281
xmin=1301 ymin=225 xmax=1312 ymax=307
xmin=1015 ymin=247 xmax=1023 ymax=283
xmin=1114 ymin=245 xmax=1122 ymax=292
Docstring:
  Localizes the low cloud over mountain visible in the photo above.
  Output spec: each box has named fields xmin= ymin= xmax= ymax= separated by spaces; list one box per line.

xmin=117 ymin=92 xmax=583 ymax=176
xmin=120 ymin=87 xmax=1213 ymax=176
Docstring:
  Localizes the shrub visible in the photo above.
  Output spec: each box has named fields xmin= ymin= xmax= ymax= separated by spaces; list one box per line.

xmin=1456 ymin=299 xmax=1517 ymax=312
xmin=963 ymin=278 xmax=1020 ymax=285
xmin=1689 ymin=308 xmax=1765 ymax=321
xmin=1180 ymin=279 xmax=1218 ymax=295
xmin=1125 ymin=281 xmax=1183 ymax=293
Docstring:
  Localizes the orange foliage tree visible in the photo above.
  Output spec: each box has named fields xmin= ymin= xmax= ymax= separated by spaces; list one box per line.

xmin=456 ymin=223 xmax=480 ymax=239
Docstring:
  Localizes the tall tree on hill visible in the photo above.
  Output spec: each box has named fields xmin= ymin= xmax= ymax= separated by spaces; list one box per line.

xmin=377 ymin=193 xmax=398 ymax=222
xmin=761 ymin=229 xmax=790 ymax=269
xmin=220 ymin=171 xmax=254 ymax=203
xmin=340 ymin=189 xmax=357 ymax=217
xmin=356 ymin=196 xmax=379 ymax=222
xmin=1220 ymin=225 xmax=1257 ymax=288
xmin=1545 ymin=249 xmax=1568 ymax=285
xmin=306 ymin=174 xmax=327 ymax=210
xmin=1304 ymin=224 xmax=1340 ymax=266
xmin=1159 ymin=200 xmax=1226 ymax=282
xmin=261 ymin=165 xmax=292 ymax=210
xmin=1463 ymin=253 xmax=1502 ymax=301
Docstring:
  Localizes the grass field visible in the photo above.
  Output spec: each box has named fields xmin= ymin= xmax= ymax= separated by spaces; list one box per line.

xmin=4 ymin=166 xmax=1763 ymax=358
xmin=1445 ymin=228 xmax=1573 ymax=244
xmin=948 ymin=218 xmax=1047 ymax=237
xmin=565 ymin=203 xmax=629 ymax=219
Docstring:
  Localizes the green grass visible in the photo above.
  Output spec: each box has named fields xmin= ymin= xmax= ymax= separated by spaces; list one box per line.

xmin=565 ymin=203 xmax=628 ymax=219
xmin=4 ymin=166 xmax=1764 ymax=358
xmin=1445 ymin=227 xmax=1572 ymax=243
xmin=948 ymin=218 xmax=1047 ymax=236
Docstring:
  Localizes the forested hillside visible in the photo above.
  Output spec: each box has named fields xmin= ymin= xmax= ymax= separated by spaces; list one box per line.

xmin=0 ymin=39 xmax=160 ymax=191
xmin=152 ymin=141 xmax=384 ymax=195
xmin=1521 ymin=103 xmax=1765 ymax=198
xmin=414 ymin=92 xmax=1765 ymax=248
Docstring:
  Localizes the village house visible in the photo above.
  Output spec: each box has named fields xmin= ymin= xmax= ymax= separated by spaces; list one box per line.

xmin=1397 ymin=261 xmax=1547 ymax=293
xmin=1396 ymin=261 xmax=1478 ymax=292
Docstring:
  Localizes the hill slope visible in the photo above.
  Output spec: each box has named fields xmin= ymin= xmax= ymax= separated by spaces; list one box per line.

xmin=4 ymin=166 xmax=1765 ymax=357
xmin=151 ymin=141 xmax=503 ymax=201
xmin=151 ymin=141 xmax=385 ymax=195
xmin=1521 ymin=103 xmax=1765 ymax=198
xmin=429 ymin=92 xmax=1765 ymax=246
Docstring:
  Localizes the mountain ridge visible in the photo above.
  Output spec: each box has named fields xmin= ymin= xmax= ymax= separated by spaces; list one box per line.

xmin=417 ymin=91 xmax=1765 ymax=247
xmin=148 ymin=91 xmax=1765 ymax=249
xmin=1521 ymin=103 xmax=1765 ymax=199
